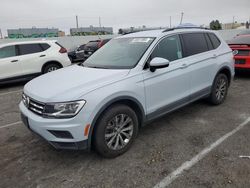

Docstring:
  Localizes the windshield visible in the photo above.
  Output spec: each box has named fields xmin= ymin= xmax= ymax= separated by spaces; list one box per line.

xmin=84 ymin=37 xmax=154 ymax=69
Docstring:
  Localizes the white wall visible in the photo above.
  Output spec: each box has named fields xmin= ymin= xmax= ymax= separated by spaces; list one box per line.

xmin=0 ymin=35 xmax=117 ymax=50
xmin=0 ymin=29 xmax=247 ymax=50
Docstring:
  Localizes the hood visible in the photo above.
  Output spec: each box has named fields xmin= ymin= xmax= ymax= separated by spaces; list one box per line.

xmin=24 ymin=65 xmax=130 ymax=102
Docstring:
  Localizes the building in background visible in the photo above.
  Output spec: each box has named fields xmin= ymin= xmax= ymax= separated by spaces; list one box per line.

xmin=70 ymin=26 xmax=113 ymax=36
xmin=222 ymin=22 xmax=245 ymax=30
xmin=7 ymin=28 xmax=59 ymax=38
xmin=58 ymin=31 xmax=66 ymax=37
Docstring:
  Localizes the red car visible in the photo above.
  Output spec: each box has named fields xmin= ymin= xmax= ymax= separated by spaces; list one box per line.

xmin=228 ymin=35 xmax=250 ymax=70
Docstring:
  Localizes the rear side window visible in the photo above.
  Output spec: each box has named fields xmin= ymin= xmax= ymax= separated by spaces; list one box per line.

xmin=18 ymin=44 xmax=43 ymax=55
xmin=204 ymin=34 xmax=214 ymax=50
xmin=40 ymin=43 xmax=50 ymax=51
xmin=208 ymin=33 xmax=221 ymax=49
xmin=181 ymin=33 xmax=209 ymax=57
xmin=0 ymin=45 xmax=17 ymax=59
xmin=151 ymin=35 xmax=183 ymax=62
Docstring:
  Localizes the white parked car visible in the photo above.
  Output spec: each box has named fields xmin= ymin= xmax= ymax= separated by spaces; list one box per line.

xmin=20 ymin=28 xmax=234 ymax=158
xmin=0 ymin=40 xmax=71 ymax=84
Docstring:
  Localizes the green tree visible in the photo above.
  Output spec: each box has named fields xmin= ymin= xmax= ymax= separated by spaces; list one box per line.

xmin=118 ymin=29 xmax=124 ymax=34
xmin=210 ymin=20 xmax=222 ymax=30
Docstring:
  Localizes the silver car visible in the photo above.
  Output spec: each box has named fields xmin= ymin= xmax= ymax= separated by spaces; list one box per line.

xmin=19 ymin=27 xmax=234 ymax=158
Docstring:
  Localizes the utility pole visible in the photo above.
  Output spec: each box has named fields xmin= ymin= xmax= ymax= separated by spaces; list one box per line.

xmin=169 ymin=16 xmax=172 ymax=28
xmin=0 ymin=28 xmax=2 ymax=39
xmin=76 ymin=15 xmax=79 ymax=29
xmin=232 ymin=16 xmax=235 ymax=29
xmin=99 ymin=16 xmax=102 ymax=28
xmin=180 ymin=12 xmax=184 ymax=25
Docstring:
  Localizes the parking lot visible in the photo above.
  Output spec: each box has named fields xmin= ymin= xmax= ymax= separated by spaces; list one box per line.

xmin=0 ymin=72 xmax=250 ymax=188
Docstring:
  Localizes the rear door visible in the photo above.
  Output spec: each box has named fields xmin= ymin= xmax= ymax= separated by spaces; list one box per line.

xmin=17 ymin=43 xmax=48 ymax=75
xmin=180 ymin=32 xmax=217 ymax=97
xmin=0 ymin=45 xmax=23 ymax=80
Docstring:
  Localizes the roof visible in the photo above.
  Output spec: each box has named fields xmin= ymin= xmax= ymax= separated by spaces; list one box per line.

xmin=117 ymin=28 xmax=214 ymax=39
xmin=228 ymin=35 xmax=250 ymax=45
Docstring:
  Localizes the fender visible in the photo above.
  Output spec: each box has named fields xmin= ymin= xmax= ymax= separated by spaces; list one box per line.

xmin=87 ymin=96 xmax=146 ymax=149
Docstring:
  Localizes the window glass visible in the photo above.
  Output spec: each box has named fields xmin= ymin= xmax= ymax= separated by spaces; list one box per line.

xmin=18 ymin=44 xmax=43 ymax=55
xmin=84 ymin=37 xmax=154 ymax=69
xmin=0 ymin=45 xmax=16 ymax=59
xmin=208 ymin=33 xmax=221 ymax=49
xmin=79 ymin=45 xmax=85 ymax=51
xmin=182 ymin=33 xmax=209 ymax=57
xmin=40 ymin=43 xmax=50 ymax=51
xmin=205 ymin=33 xmax=214 ymax=50
xmin=151 ymin=35 xmax=183 ymax=61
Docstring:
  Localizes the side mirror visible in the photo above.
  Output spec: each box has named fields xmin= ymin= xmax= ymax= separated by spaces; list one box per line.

xmin=149 ymin=57 xmax=170 ymax=72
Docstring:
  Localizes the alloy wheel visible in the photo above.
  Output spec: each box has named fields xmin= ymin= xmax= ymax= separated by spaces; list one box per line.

xmin=104 ymin=114 xmax=134 ymax=150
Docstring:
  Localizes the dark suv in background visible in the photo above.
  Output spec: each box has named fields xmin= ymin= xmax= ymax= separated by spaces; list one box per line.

xmin=83 ymin=39 xmax=111 ymax=59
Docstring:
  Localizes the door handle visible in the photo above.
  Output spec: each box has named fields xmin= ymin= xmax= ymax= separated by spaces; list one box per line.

xmin=40 ymin=55 xmax=46 ymax=57
xmin=212 ymin=54 xmax=217 ymax=59
xmin=180 ymin=63 xmax=188 ymax=69
xmin=11 ymin=60 xmax=18 ymax=62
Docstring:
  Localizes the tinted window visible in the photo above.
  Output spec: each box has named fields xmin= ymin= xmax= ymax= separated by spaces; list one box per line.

xmin=86 ymin=41 xmax=99 ymax=48
xmin=18 ymin=44 xmax=43 ymax=55
xmin=208 ymin=33 xmax=221 ymax=49
xmin=0 ymin=45 xmax=16 ymax=59
xmin=182 ymin=33 xmax=209 ymax=57
xmin=40 ymin=43 xmax=50 ymax=51
xmin=79 ymin=45 xmax=85 ymax=50
xmin=205 ymin=33 xmax=214 ymax=50
xmin=151 ymin=35 xmax=183 ymax=61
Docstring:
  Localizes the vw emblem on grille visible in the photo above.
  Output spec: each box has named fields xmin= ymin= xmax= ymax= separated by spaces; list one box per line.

xmin=233 ymin=50 xmax=238 ymax=56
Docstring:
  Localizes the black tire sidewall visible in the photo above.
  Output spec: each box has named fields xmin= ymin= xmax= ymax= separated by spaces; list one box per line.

xmin=210 ymin=73 xmax=229 ymax=105
xmin=94 ymin=105 xmax=139 ymax=158
xmin=43 ymin=64 xmax=60 ymax=74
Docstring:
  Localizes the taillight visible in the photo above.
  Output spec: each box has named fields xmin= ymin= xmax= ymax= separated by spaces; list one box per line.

xmin=59 ymin=47 xmax=67 ymax=53
xmin=98 ymin=40 xmax=104 ymax=48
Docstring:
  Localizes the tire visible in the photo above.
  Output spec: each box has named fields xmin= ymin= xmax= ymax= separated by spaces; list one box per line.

xmin=93 ymin=104 xmax=139 ymax=158
xmin=43 ymin=64 xmax=61 ymax=74
xmin=208 ymin=73 xmax=229 ymax=105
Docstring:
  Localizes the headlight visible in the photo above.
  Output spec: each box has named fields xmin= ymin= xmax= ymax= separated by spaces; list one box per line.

xmin=44 ymin=100 xmax=86 ymax=118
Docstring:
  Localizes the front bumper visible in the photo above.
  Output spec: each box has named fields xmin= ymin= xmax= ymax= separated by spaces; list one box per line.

xmin=19 ymin=101 xmax=89 ymax=150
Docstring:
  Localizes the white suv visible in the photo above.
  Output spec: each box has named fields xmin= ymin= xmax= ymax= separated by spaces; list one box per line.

xmin=0 ymin=40 xmax=71 ymax=84
xmin=19 ymin=28 xmax=234 ymax=158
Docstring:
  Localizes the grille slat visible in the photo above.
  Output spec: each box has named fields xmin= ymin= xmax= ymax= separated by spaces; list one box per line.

xmin=23 ymin=94 xmax=45 ymax=116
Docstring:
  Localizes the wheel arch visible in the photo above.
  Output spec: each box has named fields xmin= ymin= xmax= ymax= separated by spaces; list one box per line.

xmin=88 ymin=96 xmax=146 ymax=149
xmin=216 ymin=66 xmax=233 ymax=86
xmin=41 ymin=61 xmax=63 ymax=73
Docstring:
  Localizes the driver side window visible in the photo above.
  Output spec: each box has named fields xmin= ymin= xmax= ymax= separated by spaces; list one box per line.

xmin=151 ymin=35 xmax=183 ymax=62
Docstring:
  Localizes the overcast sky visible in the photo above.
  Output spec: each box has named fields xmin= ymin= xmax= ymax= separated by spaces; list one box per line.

xmin=0 ymin=0 xmax=249 ymax=35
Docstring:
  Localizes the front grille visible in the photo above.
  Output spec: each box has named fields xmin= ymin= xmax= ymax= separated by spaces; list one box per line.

xmin=235 ymin=50 xmax=250 ymax=56
xmin=235 ymin=59 xmax=246 ymax=64
xmin=22 ymin=94 xmax=45 ymax=116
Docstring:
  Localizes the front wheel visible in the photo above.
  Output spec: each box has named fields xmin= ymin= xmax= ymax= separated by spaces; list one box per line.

xmin=208 ymin=73 xmax=229 ymax=105
xmin=93 ymin=105 xmax=139 ymax=158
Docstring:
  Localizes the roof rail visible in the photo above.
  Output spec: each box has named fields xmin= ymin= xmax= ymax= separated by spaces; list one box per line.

xmin=162 ymin=26 xmax=210 ymax=33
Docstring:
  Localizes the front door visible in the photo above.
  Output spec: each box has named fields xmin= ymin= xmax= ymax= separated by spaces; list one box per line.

xmin=143 ymin=35 xmax=191 ymax=119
